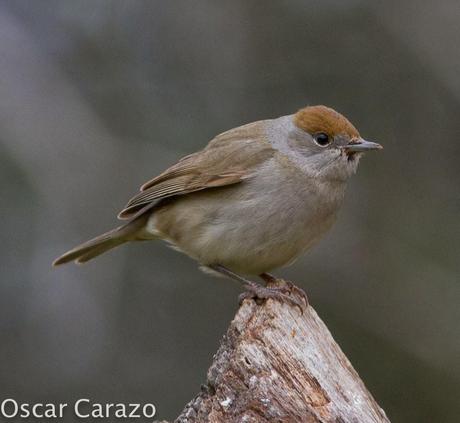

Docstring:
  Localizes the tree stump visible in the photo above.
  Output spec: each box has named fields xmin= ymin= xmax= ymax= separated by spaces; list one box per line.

xmin=165 ymin=282 xmax=390 ymax=422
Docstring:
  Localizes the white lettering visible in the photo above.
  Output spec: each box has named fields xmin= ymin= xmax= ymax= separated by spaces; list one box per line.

xmin=143 ymin=403 xmax=156 ymax=418
xmin=105 ymin=403 xmax=113 ymax=415
xmin=19 ymin=403 xmax=30 ymax=418
xmin=32 ymin=403 xmax=44 ymax=418
xmin=74 ymin=399 xmax=90 ymax=418
xmin=92 ymin=403 xmax=104 ymax=418
xmin=115 ymin=404 xmax=127 ymax=418
xmin=128 ymin=403 xmax=140 ymax=418
xmin=59 ymin=403 xmax=68 ymax=417
xmin=1 ymin=399 xmax=157 ymax=419
xmin=43 ymin=403 xmax=61 ymax=418
xmin=1 ymin=399 xmax=18 ymax=418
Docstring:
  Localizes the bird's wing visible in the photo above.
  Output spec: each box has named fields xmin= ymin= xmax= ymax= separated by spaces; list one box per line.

xmin=118 ymin=121 xmax=274 ymax=220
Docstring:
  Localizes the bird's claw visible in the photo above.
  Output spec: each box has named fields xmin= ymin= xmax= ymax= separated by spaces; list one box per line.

xmin=272 ymin=279 xmax=309 ymax=307
xmin=260 ymin=274 xmax=309 ymax=307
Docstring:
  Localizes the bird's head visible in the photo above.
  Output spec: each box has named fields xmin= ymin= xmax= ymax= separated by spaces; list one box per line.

xmin=290 ymin=105 xmax=382 ymax=181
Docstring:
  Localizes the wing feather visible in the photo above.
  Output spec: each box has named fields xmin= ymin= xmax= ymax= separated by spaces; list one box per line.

xmin=118 ymin=121 xmax=273 ymax=220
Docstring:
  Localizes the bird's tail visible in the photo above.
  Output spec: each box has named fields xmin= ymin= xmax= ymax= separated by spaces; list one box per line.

xmin=53 ymin=214 xmax=149 ymax=266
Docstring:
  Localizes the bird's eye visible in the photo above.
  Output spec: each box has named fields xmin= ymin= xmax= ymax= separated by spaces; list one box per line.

xmin=314 ymin=132 xmax=331 ymax=147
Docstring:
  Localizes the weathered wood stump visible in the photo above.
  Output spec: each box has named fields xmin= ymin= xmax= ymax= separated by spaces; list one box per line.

xmin=165 ymin=282 xmax=390 ymax=422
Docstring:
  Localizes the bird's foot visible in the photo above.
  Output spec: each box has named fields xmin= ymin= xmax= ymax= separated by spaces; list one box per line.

xmin=259 ymin=273 xmax=309 ymax=308
xmin=207 ymin=264 xmax=308 ymax=313
xmin=239 ymin=281 xmax=307 ymax=314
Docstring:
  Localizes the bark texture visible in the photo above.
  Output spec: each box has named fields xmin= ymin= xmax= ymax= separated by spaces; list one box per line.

xmin=168 ymin=283 xmax=390 ymax=423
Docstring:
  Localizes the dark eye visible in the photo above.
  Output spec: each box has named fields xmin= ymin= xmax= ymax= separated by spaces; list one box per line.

xmin=314 ymin=132 xmax=331 ymax=147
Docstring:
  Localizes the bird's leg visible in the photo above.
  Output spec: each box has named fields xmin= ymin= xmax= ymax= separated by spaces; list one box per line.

xmin=259 ymin=272 xmax=309 ymax=307
xmin=208 ymin=264 xmax=306 ymax=313
xmin=208 ymin=264 xmax=261 ymax=293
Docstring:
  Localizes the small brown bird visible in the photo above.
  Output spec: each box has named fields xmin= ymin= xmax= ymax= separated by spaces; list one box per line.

xmin=54 ymin=105 xmax=382 ymax=307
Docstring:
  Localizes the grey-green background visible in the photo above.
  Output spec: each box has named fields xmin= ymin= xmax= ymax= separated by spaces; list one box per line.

xmin=1 ymin=1 xmax=459 ymax=422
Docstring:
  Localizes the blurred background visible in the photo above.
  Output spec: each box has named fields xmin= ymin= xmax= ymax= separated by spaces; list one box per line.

xmin=0 ymin=1 xmax=459 ymax=421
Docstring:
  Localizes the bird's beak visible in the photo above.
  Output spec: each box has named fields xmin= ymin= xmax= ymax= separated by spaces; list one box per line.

xmin=344 ymin=138 xmax=383 ymax=153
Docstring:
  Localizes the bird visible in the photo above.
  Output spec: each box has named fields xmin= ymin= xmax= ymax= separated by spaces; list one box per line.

xmin=53 ymin=105 xmax=382 ymax=308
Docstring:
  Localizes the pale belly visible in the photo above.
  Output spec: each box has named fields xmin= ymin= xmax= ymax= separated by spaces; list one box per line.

xmin=148 ymin=170 xmax=345 ymax=275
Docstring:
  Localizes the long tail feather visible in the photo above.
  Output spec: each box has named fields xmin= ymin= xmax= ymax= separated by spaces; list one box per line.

xmin=53 ymin=215 xmax=148 ymax=266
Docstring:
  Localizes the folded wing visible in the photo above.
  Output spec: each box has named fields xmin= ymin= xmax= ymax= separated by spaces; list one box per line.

xmin=118 ymin=121 xmax=274 ymax=220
